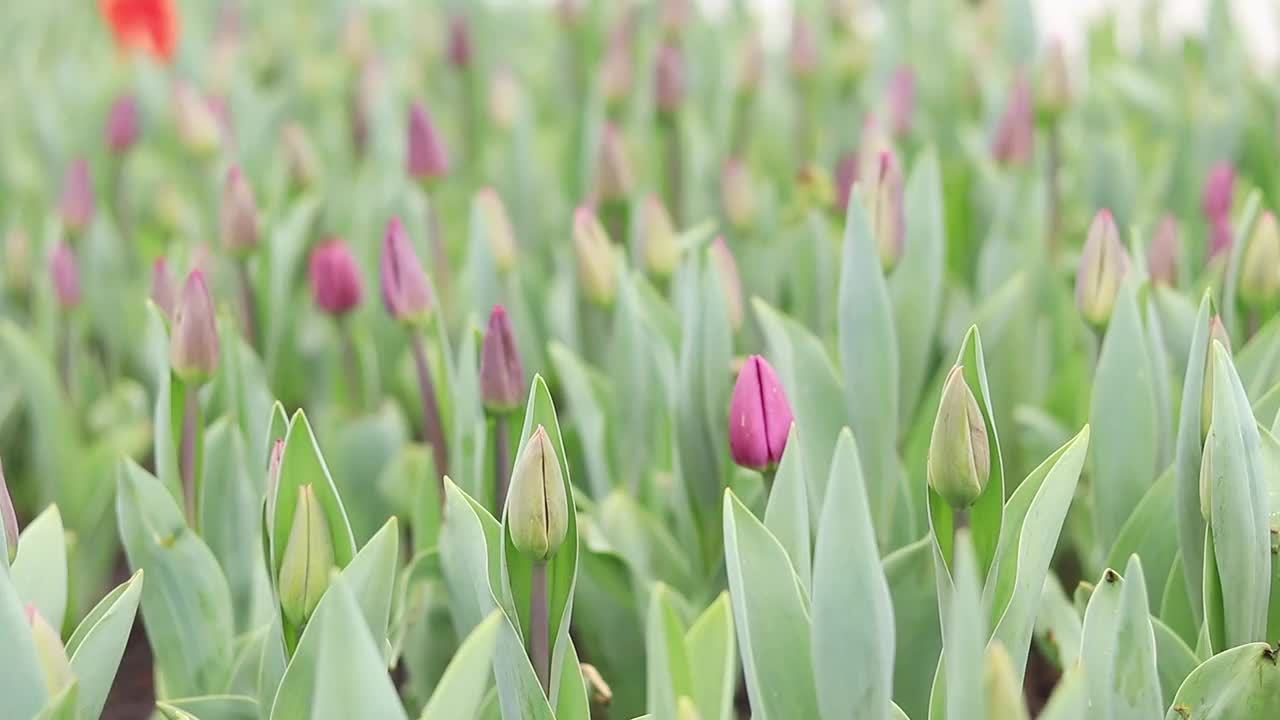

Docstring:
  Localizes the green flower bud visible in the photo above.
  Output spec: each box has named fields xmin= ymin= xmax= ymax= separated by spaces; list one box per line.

xmin=507 ymin=425 xmax=569 ymax=562
xmin=1239 ymin=211 xmax=1280 ymax=310
xmin=927 ymin=365 xmax=990 ymax=510
xmin=26 ymin=604 xmax=73 ymax=697
xmin=572 ymin=207 xmax=617 ymax=306
xmin=984 ymin=642 xmax=1030 ymax=720
xmin=638 ymin=194 xmax=680 ymax=277
xmin=278 ymin=484 xmax=335 ymax=627
xmin=1075 ymin=209 xmax=1127 ymax=327
xmin=1201 ymin=320 xmax=1231 ymax=441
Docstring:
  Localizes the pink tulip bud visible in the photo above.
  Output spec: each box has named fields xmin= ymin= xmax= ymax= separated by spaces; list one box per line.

xmin=1075 ymin=209 xmax=1129 ymax=327
xmin=595 ymin=123 xmax=634 ymax=202
xmin=638 ymin=194 xmax=680 ymax=277
xmin=170 ymin=269 xmax=220 ymax=382
xmin=59 ymin=159 xmax=95 ymax=234
xmin=572 ymin=207 xmax=617 ymax=306
xmin=869 ymin=150 xmax=906 ymax=272
xmin=1 ymin=457 xmax=19 ymax=564
xmin=1148 ymin=215 xmax=1179 ymax=287
xmin=1201 ymin=162 xmax=1235 ymax=221
xmin=106 ymin=94 xmax=140 ymax=153
xmin=309 ymin=238 xmax=363 ymax=316
xmin=835 ymin=149 xmax=858 ymax=214
xmin=1209 ymin=215 xmax=1234 ymax=258
xmin=447 ymin=14 xmax=471 ymax=69
xmin=479 ymin=305 xmax=524 ymax=414
xmin=887 ymin=65 xmax=915 ymax=138
xmin=219 ymin=165 xmax=259 ymax=256
xmin=992 ymin=73 xmax=1033 ymax=166
xmin=151 ymin=257 xmax=176 ymax=320
xmin=174 ymin=80 xmax=221 ymax=156
xmin=599 ymin=31 xmax=633 ymax=109
xmin=709 ymin=237 xmax=744 ymax=331
xmin=406 ymin=101 xmax=450 ymax=182
xmin=660 ymin=0 xmax=691 ymax=37
xmin=655 ymin=43 xmax=686 ymax=115
xmin=49 ymin=242 xmax=81 ymax=309
xmin=728 ymin=355 xmax=794 ymax=471
xmin=788 ymin=15 xmax=818 ymax=80
xmin=380 ymin=217 xmax=432 ymax=324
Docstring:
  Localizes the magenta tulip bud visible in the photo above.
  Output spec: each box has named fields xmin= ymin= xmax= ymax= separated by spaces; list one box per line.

xmin=479 ymin=305 xmax=524 ymax=414
xmin=1 ymin=457 xmax=19 ymax=564
xmin=219 ymin=165 xmax=259 ymax=256
xmin=728 ymin=355 xmax=794 ymax=471
xmin=868 ymin=150 xmax=906 ymax=272
xmin=655 ymin=43 xmax=686 ymax=115
xmin=309 ymin=238 xmax=364 ymax=316
xmin=595 ymin=123 xmax=634 ymax=202
xmin=1202 ymin=162 xmax=1235 ymax=221
xmin=887 ymin=65 xmax=915 ymax=138
xmin=59 ymin=159 xmax=95 ymax=234
xmin=106 ymin=94 xmax=140 ymax=153
xmin=447 ymin=14 xmax=471 ymax=69
xmin=991 ymin=73 xmax=1033 ymax=166
xmin=1148 ymin=215 xmax=1179 ymax=287
xmin=788 ymin=15 xmax=818 ymax=80
xmin=380 ymin=217 xmax=433 ymax=324
xmin=170 ymin=269 xmax=220 ymax=383
xmin=835 ymin=150 xmax=858 ymax=214
xmin=709 ymin=237 xmax=744 ymax=331
xmin=1209 ymin=215 xmax=1233 ymax=258
xmin=1075 ymin=209 xmax=1129 ymax=327
xmin=49 ymin=242 xmax=81 ymax=309
xmin=151 ymin=257 xmax=176 ymax=320
xmin=406 ymin=101 xmax=450 ymax=182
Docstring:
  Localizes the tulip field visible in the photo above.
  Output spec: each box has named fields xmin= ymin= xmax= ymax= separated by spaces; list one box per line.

xmin=5 ymin=0 xmax=1280 ymax=718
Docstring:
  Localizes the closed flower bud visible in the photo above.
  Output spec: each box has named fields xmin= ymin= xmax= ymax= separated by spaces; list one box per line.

xmin=655 ymin=43 xmax=686 ymax=115
xmin=170 ymin=270 xmax=220 ymax=383
xmin=60 ymin=158 xmax=95 ymax=234
xmin=447 ymin=14 xmax=471 ymax=69
xmin=737 ymin=31 xmax=763 ymax=97
xmin=709 ymin=237 xmax=743 ymax=331
xmin=219 ymin=165 xmax=259 ymax=256
xmin=991 ymin=73 xmax=1033 ymax=166
xmin=1239 ymin=211 xmax=1280 ymax=309
xmin=27 ymin=604 xmax=73 ymax=696
xmin=638 ymin=194 xmax=680 ymax=277
xmin=887 ymin=65 xmax=915 ymax=138
xmin=174 ymin=80 xmax=221 ymax=156
xmin=1201 ymin=162 xmax=1235 ymax=221
xmin=265 ymin=439 xmax=285 ymax=524
xmin=106 ymin=93 xmax=140 ymax=153
xmin=984 ymin=643 xmax=1030 ymax=720
xmin=488 ymin=67 xmax=521 ymax=131
xmin=476 ymin=188 xmax=517 ymax=273
xmin=151 ymin=257 xmax=176 ymax=320
xmin=788 ymin=15 xmax=818 ymax=80
xmin=277 ymin=484 xmax=335 ymax=627
xmin=406 ymin=102 xmax=450 ymax=182
xmin=308 ymin=238 xmax=363 ymax=316
xmin=5 ymin=229 xmax=30 ymax=291
xmin=573 ymin=207 xmax=617 ymax=306
xmin=1 ymin=458 xmax=18 ymax=564
xmin=599 ymin=22 xmax=634 ymax=110
xmin=728 ymin=355 xmax=794 ymax=471
xmin=282 ymin=123 xmax=319 ymax=192
xmin=1075 ymin=209 xmax=1128 ymax=327
xmin=867 ymin=150 xmax=905 ymax=272
xmin=1036 ymin=40 xmax=1071 ymax=121
xmin=855 ymin=113 xmax=891 ymax=190
xmin=479 ymin=305 xmax=524 ymax=414
xmin=1201 ymin=320 xmax=1231 ymax=440
xmin=595 ymin=123 xmax=634 ymax=203
xmin=1209 ymin=215 xmax=1233 ymax=258
xmin=508 ymin=425 xmax=569 ymax=561
xmin=660 ymin=0 xmax=690 ymax=37
xmin=379 ymin=217 xmax=433 ymax=324
xmin=1148 ymin=215 xmax=1179 ymax=287
xmin=720 ymin=157 xmax=756 ymax=230
xmin=49 ymin=242 xmax=81 ymax=309
xmin=927 ymin=366 xmax=990 ymax=510
xmin=834 ymin=149 xmax=858 ymax=214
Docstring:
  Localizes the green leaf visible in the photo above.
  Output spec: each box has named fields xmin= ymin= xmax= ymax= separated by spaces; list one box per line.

xmin=1104 ymin=468 xmax=1177 ymax=610
xmin=1034 ymin=575 xmax=1082 ymax=672
xmin=555 ymin=637 xmax=590 ymax=720
xmin=0 ymin=554 xmax=49 ymax=719
xmin=1163 ymin=643 xmax=1280 ymax=719
xmin=1173 ymin=293 xmax=1213 ymax=625
xmin=270 ymin=410 xmax=358 ymax=581
xmin=942 ymin=532 xmax=988 ymax=720
xmin=884 ymin=537 xmax=940 ymax=720
xmin=1080 ymin=557 xmax=1163 ymax=718
xmin=66 ymin=570 xmax=143 ymax=720
xmin=419 ymin=611 xmax=501 ymax=720
xmin=685 ymin=593 xmax=735 ymax=720
xmin=440 ymin=479 xmax=503 ymax=636
xmin=1159 ymin=555 xmax=1198 ymax=648
xmin=764 ymin=424 xmax=812 ymax=591
xmin=158 ymin=695 xmax=258 ymax=720
xmin=1152 ymin=617 xmax=1198 ymax=711
xmin=309 ymin=575 xmax=408 ymax=720
xmin=1038 ymin=667 xmax=1087 ymax=720
xmin=10 ymin=505 xmax=68 ymax=631
xmin=646 ymin=584 xmax=693 ymax=720
xmin=811 ymin=429 xmax=895 ymax=720
xmin=722 ymin=490 xmax=820 ymax=720
xmin=549 ymin=342 xmax=615 ymax=499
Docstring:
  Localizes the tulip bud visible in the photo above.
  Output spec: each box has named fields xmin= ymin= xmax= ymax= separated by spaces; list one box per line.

xmin=855 ymin=113 xmax=891 ymax=188
xmin=1209 ymin=215 xmax=1234 ymax=259
xmin=476 ymin=188 xmax=517 ymax=274
xmin=867 ymin=150 xmax=905 ymax=272
xmin=151 ymin=257 xmax=176 ymax=320
xmin=49 ymin=242 xmax=81 ymax=309
xmin=834 ymin=150 xmax=858 ymax=214
xmin=677 ymin=697 xmax=702 ymax=720
xmin=736 ymin=31 xmax=764 ymax=97
xmin=309 ymin=238 xmax=363 ymax=316
xmin=1199 ymin=428 xmax=1214 ymax=521
xmin=170 ymin=270 xmax=220 ymax=383
xmin=655 ymin=43 xmax=686 ymax=116
xmin=720 ymin=157 xmax=756 ymax=230
xmin=488 ymin=67 xmax=521 ymax=131
xmin=572 ymin=207 xmax=617 ymax=306
xmin=479 ymin=305 xmax=524 ymax=414
xmin=886 ymin=65 xmax=915 ymax=138
xmin=406 ymin=101 xmax=450 ymax=182
xmin=728 ymin=355 xmax=794 ymax=471
xmin=1 ymin=458 xmax=18 ymax=564
xmin=1074 ymin=209 xmax=1128 ymax=327
xmin=26 ymin=604 xmax=73 ymax=696
xmin=927 ymin=366 xmax=990 ymax=510
xmin=1148 ymin=215 xmax=1179 ymax=287
xmin=265 ymin=439 xmax=285 ymax=523
xmin=277 ymin=484 xmax=335 ymax=627
xmin=796 ymin=163 xmax=834 ymax=211
xmin=507 ymin=426 xmax=569 ymax=561
xmin=106 ymin=93 xmax=140 ymax=153
xmin=984 ymin=643 xmax=1030 ymax=720
xmin=1036 ymin=40 xmax=1071 ymax=122
xmin=1201 ymin=320 xmax=1231 ymax=440
xmin=660 ymin=0 xmax=690 ymax=37
xmin=1201 ymin=162 xmax=1235 ymax=221
xmin=991 ymin=73 xmax=1033 ymax=166
xmin=788 ymin=15 xmax=818 ymax=81
xmin=379 ymin=217 xmax=433 ymax=324
xmin=60 ymin=158 xmax=95 ymax=234
xmin=709 ymin=237 xmax=744 ymax=331
xmin=599 ymin=36 xmax=633 ymax=111
xmin=1240 ymin=211 xmax=1280 ymax=309
xmin=447 ymin=14 xmax=471 ymax=69
xmin=219 ymin=165 xmax=259 ymax=256
xmin=4 ymin=229 xmax=30 ymax=292
xmin=638 ymin=194 xmax=680 ymax=277
xmin=174 ymin=80 xmax=221 ymax=156
xmin=595 ymin=123 xmax=634 ymax=203
xmin=282 ymin=123 xmax=319 ymax=192
xmin=350 ymin=57 xmax=382 ymax=156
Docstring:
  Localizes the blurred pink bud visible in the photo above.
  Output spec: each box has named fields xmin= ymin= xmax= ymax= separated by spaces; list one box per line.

xmin=49 ymin=242 xmax=81 ymax=309
xmin=720 ymin=157 xmax=756 ymax=230
xmin=1075 ymin=209 xmax=1128 ymax=327
xmin=728 ymin=355 xmax=794 ymax=471
xmin=309 ymin=238 xmax=363 ymax=316
xmin=106 ymin=94 xmax=140 ymax=153
xmin=737 ymin=30 xmax=764 ymax=96
xmin=282 ymin=123 xmax=319 ymax=191
xmin=655 ymin=43 xmax=686 ymax=115
xmin=709 ymin=237 xmax=743 ymax=331
xmin=660 ymin=0 xmax=691 ymax=36
xmin=479 ymin=305 xmax=525 ymax=413
xmin=170 ymin=269 xmax=220 ymax=382
xmin=595 ymin=123 xmax=634 ymax=202
xmin=380 ymin=217 xmax=432 ymax=323
xmin=151 ymin=257 xmax=176 ymax=320
xmin=887 ymin=66 xmax=915 ymax=138
xmin=341 ymin=11 xmax=371 ymax=64
xmin=572 ymin=206 xmax=617 ymax=305
xmin=351 ymin=57 xmax=383 ymax=157
xmin=1037 ymin=39 xmax=1071 ymax=118
xmin=448 ymin=15 xmax=471 ymax=69
xmin=406 ymin=101 xmax=450 ymax=181
xmin=788 ymin=15 xmax=818 ymax=79
xmin=869 ymin=150 xmax=905 ymax=272
xmin=1148 ymin=215 xmax=1179 ymax=286
xmin=219 ymin=165 xmax=259 ymax=256
xmin=557 ymin=0 xmax=585 ymax=26
xmin=174 ymin=80 xmax=221 ymax=156
xmin=59 ymin=159 xmax=95 ymax=234
xmin=992 ymin=73 xmax=1033 ymax=166
xmin=599 ymin=32 xmax=633 ymax=108
xmin=0 ymin=458 xmax=16 ymax=564
xmin=1201 ymin=162 xmax=1235 ymax=221
xmin=835 ymin=149 xmax=858 ymax=213
xmin=476 ymin=187 xmax=517 ymax=273
xmin=1209 ymin=216 xmax=1234 ymax=258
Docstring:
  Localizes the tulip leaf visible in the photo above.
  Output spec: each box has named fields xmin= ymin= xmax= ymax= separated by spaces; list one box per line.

xmin=270 ymin=410 xmax=357 ymax=580
xmin=1159 ymin=555 xmax=1199 ymax=649
xmin=940 ymin=532 xmax=988 ymax=720
xmin=556 ymin=637 xmax=590 ymax=720
xmin=1153 ymin=617 xmax=1199 ymax=711
xmin=884 ymin=537 xmax=941 ymax=720
xmin=685 ymin=593 xmax=735 ymax=720
xmin=66 ymin=570 xmax=143 ymax=720
xmin=597 ymin=492 xmax=698 ymax=602
xmin=1080 ymin=557 xmax=1163 ymax=719
xmin=1164 ymin=643 xmax=1280 ymax=719
xmin=646 ymin=584 xmax=693 ymax=720
xmin=549 ymin=341 xmax=615 ymax=499
xmin=811 ymin=429 xmax=895 ymax=720
xmin=764 ymin=423 xmax=812 ymax=591
xmin=157 ymin=695 xmax=258 ymax=720
xmin=419 ymin=611 xmax=502 ymax=720
xmin=440 ymin=478 xmax=503 ymax=641
xmin=308 ymin=574 xmax=409 ymax=720
xmin=1173 ymin=293 xmax=1213 ymax=626
xmin=1220 ymin=190 xmax=1262 ymax=335
xmin=722 ymin=490 xmax=821 ymax=719
xmin=0 ymin=554 xmax=49 ymax=720
xmin=10 ymin=504 xmax=67 ymax=631
xmin=1038 ymin=667 xmax=1087 ymax=720
xmin=1105 ymin=468 xmax=1177 ymax=609
xmin=1238 ymin=315 xmax=1280 ymax=402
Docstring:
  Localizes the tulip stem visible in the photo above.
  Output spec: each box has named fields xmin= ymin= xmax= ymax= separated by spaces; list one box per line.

xmin=411 ymin=328 xmax=449 ymax=491
xmin=179 ymin=385 xmax=200 ymax=528
xmin=530 ymin=560 xmax=550 ymax=696
xmin=58 ymin=314 xmax=73 ymax=397
xmin=661 ymin=115 xmax=683 ymax=225
xmin=237 ymin=261 xmax=259 ymax=350
xmin=339 ymin=317 xmax=362 ymax=410
xmin=494 ymin=414 xmax=511 ymax=515
xmin=1046 ymin=121 xmax=1062 ymax=258
xmin=730 ymin=94 xmax=754 ymax=156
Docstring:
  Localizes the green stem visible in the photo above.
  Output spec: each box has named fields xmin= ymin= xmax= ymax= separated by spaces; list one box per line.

xmin=338 ymin=316 xmax=362 ymax=410
xmin=238 ymin=260 xmax=259 ymax=350
xmin=410 ymin=328 xmax=449 ymax=491
xmin=179 ymin=386 xmax=199 ymax=528
xmin=493 ymin=414 xmax=511 ymax=516
xmin=662 ymin=115 xmax=684 ymax=225
xmin=530 ymin=560 xmax=550 ymax=696
xmin=1047 ymin=121 xmax=1062 ymax=259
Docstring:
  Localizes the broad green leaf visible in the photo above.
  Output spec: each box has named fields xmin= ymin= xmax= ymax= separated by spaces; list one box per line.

xmin=764 ymin=424 xmax=811 ymax=591
xmin=1079 ymin=557 xmax=1163 ymax=718
xmin=646 ymin=584 xmax=693 ymax=720
xmin=555 ymin=638 xmax=590 ymax=720
xmin=1104 ymin=469 xmax=1177 ymax=609
xmin=1159 ymin=555 xmax=1198 ymax=649
xmin=1033 ymin=575 xmax=1082 ymax=671
xmin=1173 ymin=294 xmax=1213 ymax=624
xmin=884 ymin=537 xmax=940 ymax=720
xmin=722 ymin=490 xmax=820 ymax=719
xmin=1152 ymin=617 xmax=1198 ymax=711
xmin=1163 ymin=642 xmax=1280 ymax=719
xmin=439 ymin=479 xmax=502 ymax=639
xmin=10 ymin=505 xmax=67 ymax=631
xmin=270 ymin=410 xmax=357 ymax=580
xmin=1238 ymin=315 xmax=1280 ymax=403
xmin=549 ymin=342 xmax=615 ymax=499
xmin=1038 ymin=667 xmax=1087 ymax=720
xmin=419 ymin=611 xmax=502 ymax=720
xmin=685 ymin=593 xmax=735 ymax=720
xmin=66 ymin=570 xmax=143 ymax=720
xmin=32 ymin=683 xmax=78 ymax=720
xmin=943 ymin=532 xmax=987 ymax=720
xmin=1220 ymin=191 xmax=1262 ymax=335
xmin=158 ymin=695 xmax=257 ymax=720
xmin=0 ymin=556 xmax=49 ymax=719
xmin=811 ymin=429 xmax=894 ymax=720
xmin=309 ymin=575 xmax=408 ymax=720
